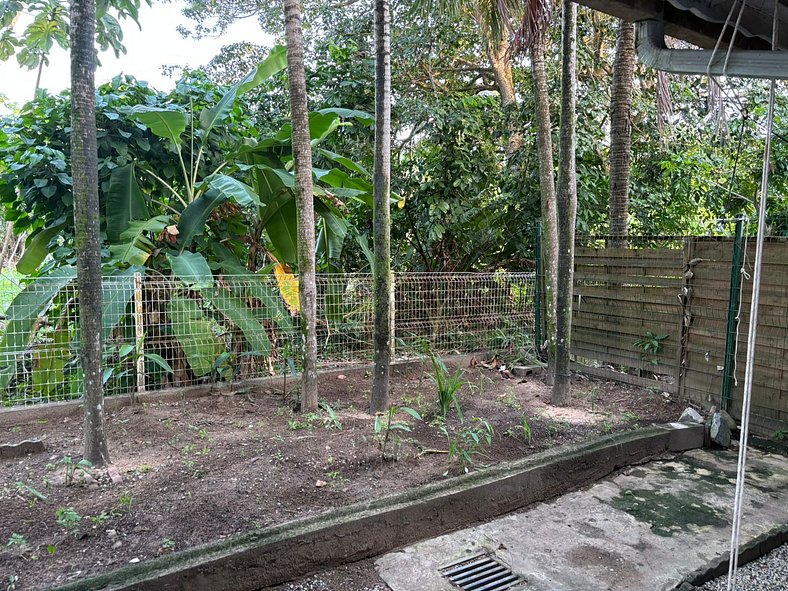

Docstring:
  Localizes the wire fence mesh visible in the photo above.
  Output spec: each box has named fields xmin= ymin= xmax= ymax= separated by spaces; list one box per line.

xmin=0 ymin=271 xmax=537 ymax=407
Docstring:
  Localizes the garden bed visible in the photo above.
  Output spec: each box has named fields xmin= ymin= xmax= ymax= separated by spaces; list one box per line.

xmin=1 ymin=359 xmax=678 ymax=590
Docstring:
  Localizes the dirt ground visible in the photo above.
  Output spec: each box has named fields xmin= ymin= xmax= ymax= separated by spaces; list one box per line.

xmin=0 ymin=360 xmax=680 ymax=590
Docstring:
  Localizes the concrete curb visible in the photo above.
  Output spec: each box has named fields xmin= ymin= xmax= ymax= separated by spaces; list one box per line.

xmin=0 ymin=356 xmax=456 ymax=429
xmin=52 ymin=424 xmax=703 ymax=591
xmin=679 ymin=523 xmax=788 ymax=589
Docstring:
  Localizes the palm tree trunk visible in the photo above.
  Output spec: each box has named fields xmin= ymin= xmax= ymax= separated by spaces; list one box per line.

xmin=553 ymin=0 xmax=577 ymax=407
xmin=531 ymin=36 xmax=558 ymax=385
xmin=608 ymin=19 xmax=635 ymax=245
xmin=371 ymin=0 xmax=392 ymax=414
xmin=283 ymin=0 xmax=318 ymax=412
xmin=71 ymin=0 xmax=110 ymax=466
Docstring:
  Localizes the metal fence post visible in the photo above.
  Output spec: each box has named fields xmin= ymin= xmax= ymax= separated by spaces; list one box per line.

xmin=133 ymin=272 xmax=145 ymax=400
xmin=722 ymin=217 xmax=745 ymax=411
xmin=390 ymin=271 xmax=396 ymax=358
xmin=534 ymin=221 xmax=544 ymax=358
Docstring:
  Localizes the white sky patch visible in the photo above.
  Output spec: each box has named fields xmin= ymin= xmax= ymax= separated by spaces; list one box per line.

xmin=0 ymin=1 xmax=274 ymax=107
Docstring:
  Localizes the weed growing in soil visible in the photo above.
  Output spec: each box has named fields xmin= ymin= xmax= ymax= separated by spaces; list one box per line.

xmin=521 ymin=415 xmax=533 ymax=444
xmin=441 ymin=417 xmax=494 ymax=474
xmin=6 ymin=534 xmax=26 ymax=547
xmin=59 ymin=456 xmax=93 ymax=486
xmin=373 ymin=406 xmax=422 ymax=461
xmin=160 ymin=539 xmax=176 ymax=552
xmin=424 ymin=345 xmax=464 ymax=420
xmin=55 ymin=507 xmax=82 ymax=537
xmin=319 ymin=401 xmax=342 ymax=430
xmin=14 ymin=482 xmax=46 ymax=506
xmin=118 ymin=491 xmax=134 ymax=515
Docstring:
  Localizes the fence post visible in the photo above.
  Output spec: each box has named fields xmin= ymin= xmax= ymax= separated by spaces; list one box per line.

xmin=133 ymin=272 xmax=145 ymax=401
xmin=721 ymin=216 xmax=745 ymax=412
xmin=534 ymin=221 xmax=544 ymax=358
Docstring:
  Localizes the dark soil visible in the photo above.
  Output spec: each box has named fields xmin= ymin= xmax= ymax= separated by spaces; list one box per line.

xmin=0 ymin=360 xmax=679 ymax=590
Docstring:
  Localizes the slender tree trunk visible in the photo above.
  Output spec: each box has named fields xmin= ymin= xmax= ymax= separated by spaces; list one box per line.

xmin=486 ymin=36 xmax=516 ymax=108
xmin=553 ymin=0 xmax=577 ymax=407
xmin=608 ymin=19 xmax=635 ymax=245
xmin=656 ymin=70 xmax=673 ymax=143
xmin=283 ymin=0 xmax=318 ymax=412
xmin=531 ymin=36 xmax=558 ymax=385
xmin=0 ymin=223 xmax=14 ymax=269
xmin=370 ymin=0 xmax=392 ymax=414
xmin=71 ymin=0 xmax=110 ymax=466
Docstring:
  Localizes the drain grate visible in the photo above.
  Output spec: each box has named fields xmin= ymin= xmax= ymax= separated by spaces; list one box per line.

xmin=439 ymin=553 xmax=521 ymax=591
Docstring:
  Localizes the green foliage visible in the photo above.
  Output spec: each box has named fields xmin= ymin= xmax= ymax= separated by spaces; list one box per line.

xmin=634 ymin=332 xmax=668 ymax=366
xmin=425 ymin=346 xmax=464 ymax=421
xmin=441 ymin=417 xmax=495 ymax=474
xmin=14 ymin=481 xmax=46 ymax=506
xmin=373 ymin=405 xmax=422 ymax=461
xmin=6 ymin=533 xmax=26 ymax=547
xmin=59 ymin=455 xmax=93 ymax=486
xmin=55 ymin=507 xmax=82 ymax=536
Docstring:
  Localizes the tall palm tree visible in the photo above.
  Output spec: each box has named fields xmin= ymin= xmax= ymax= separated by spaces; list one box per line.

xmin=283 ymin=0 xmax=319 ymax=412
xmin=553 ymin=0 xmax=577 ymax=407
xmin=531 ymin=33 xmax=558 ymax=384
xmin=70 ymin=0 xmax=110 ymax=465
xmin=608 ymin=19 xmax=635 ymax=244
xmin=371 ymin=0 xmax=392 ymax=414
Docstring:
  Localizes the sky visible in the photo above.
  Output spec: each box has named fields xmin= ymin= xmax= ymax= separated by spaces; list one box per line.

xmin=0 ymin=1 xmax=274 ymax=107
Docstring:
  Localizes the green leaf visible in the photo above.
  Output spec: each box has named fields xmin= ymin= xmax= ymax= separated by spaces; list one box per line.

xmin=177 ymin=190 xmax=226 ymax=249
xmin=204 ymin=174 xmax=261 ymax=207
xmin=32 ymin=328 xmax=69 ymax=396
xmin=199 ymin=45 xmax=288 ymax=134
xmin=0 ymin=268 xmax=76 ymax=372
xmin=204 ymin=291 xmax=272 ymax=355
xmin=16 ymin=220 xmax=66 ymax=275
xmin=106 ymin=164 xmax=149 ymax=243
xmin=102 ymin=266 xmax=144 ymax=342
xmin=317 ymin=149 xmax=370 ymax=178
xmin=128 ymin=106 xmax=188 ymax=146
xmin=109 ymin=216 xmax=169 ymax=265
xmin=317 ymin=107 xmax=374 ymax=126
xmin=166 ymin=295 xmax=219 ymax=377
xmin=237 ymin=45 xmax=288 ymax=95
xmin=308 ymin=111 xmax=343 ymax=145
xmin=315 ymin=199 xmax=347 ymax=263
xmin=144 ymin=352 xmax=174 ymax=374
xmin=264 ymin=196 xmax=298 ymax=265
xmin=167 ymin=251 xmax=214 ymax=289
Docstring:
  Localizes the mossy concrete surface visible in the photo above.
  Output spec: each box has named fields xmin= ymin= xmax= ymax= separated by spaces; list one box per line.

xmin=376 ymin=446 xmax=788 ymax=591
xmin=51 ymin=424 xmax=698 ymax=591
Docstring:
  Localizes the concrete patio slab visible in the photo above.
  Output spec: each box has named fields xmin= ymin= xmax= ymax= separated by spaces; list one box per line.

xmin=376 ymin=447 xmax=788 ymax=591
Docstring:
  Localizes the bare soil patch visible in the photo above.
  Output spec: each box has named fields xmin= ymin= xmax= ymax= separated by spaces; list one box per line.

xmin=1 ymin=361 xmax=678 ymax=590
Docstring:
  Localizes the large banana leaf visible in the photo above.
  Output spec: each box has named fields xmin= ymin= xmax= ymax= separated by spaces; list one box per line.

xmin=167 ymin=295 xmax=219 ymax=377
xmin=315 ymin=199 xmax=348 ymax=264
xmin=200 ymin=45 xmax=288 ymax=134
xmin=108 ymin=216 xmax=170 ymax=265
xmin=128 ymin=106 xmax=189 ymax=146
xmin=317 ymin=107 xmax=374 ymax=126
xmin=0 ymin=268 xmax=76 ymax=388
xmin=177 ymin=190 xmax=226 ymax=250
xmin=317 ymin=148 xmax=370 ymax=177
xmin=204 ymin=174 xmax=261 ymax=208
xmin=102 ymin=266 xmax=144 ymax=342
xmin=204 ymin=291 xmax=272 ymax=355
xmin=106 ymin=164 xmax=149 ymax=242
xmin=32 ymin=328 xmax=69 ymax=396
xmin=16 ymin=219 xmax=67 ymax=275
xmin=167 ymin=251 xmax=214 ymax=289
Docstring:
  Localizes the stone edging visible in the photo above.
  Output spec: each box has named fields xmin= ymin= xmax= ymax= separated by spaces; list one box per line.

xmin=52 ymin=424 xmax=703 ymax=591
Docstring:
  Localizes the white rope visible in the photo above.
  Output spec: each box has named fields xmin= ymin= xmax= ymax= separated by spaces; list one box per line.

xmin=726 ymin=4 xmax=779 ymax=588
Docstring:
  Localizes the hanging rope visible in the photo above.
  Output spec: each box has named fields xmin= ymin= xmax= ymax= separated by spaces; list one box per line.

xmin=725 ymin=3 xmax=779 ymax=589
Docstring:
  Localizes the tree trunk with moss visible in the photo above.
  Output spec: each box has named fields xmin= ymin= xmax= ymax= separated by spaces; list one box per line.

xmin=531 ymin=35 xmax=558 ymax=385
xmin=71 ymin=0 xmax=110 ymax=466
xmin=553 ymin=0 xmax=577 ymax=407
xmin=284 ymin=0 xmax=318 ymax=412
xmin=371 ymin=0 xmax=392 ymax=414
xmin=609 ymin=19 xmax=635 ymax=245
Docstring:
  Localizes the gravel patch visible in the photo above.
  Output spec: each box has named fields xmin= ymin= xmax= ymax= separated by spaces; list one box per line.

xmin=696 ymin=543 xmax=788 ymax=591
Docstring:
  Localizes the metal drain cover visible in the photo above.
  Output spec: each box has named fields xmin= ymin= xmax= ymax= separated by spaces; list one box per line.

xmin=440 ymin=553 xmax=521 ymax=591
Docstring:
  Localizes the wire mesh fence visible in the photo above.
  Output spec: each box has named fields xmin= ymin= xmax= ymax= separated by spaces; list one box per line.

xmin=0 ymin=271 xmax=537 ymax=407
